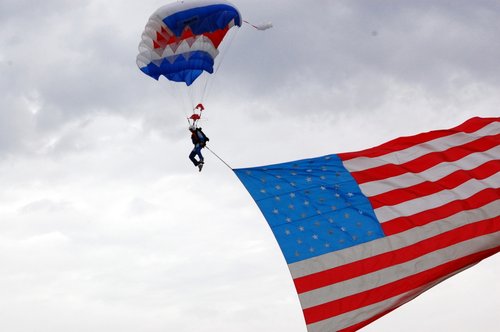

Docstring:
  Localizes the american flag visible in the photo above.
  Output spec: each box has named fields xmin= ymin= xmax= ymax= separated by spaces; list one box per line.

xmin=234 ymin=117 xmax=500 ymax=332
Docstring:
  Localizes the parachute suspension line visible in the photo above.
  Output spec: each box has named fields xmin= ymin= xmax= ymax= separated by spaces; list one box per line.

xmin=187 ymin=85 xmax=197 ymax=110
xmin=214 ymin=28 xmax=239 ymax=76
xmin=205 ymin=145 xmax=232 ymax=170
xmin=201 ymin=27 xmax=239 ymax=104
xmin=172 ymin=83 xmax=194 ymax=121
xmin=197 ymin=74 xmax=209 ymax=108
xmin=171 ymin=81 xmax=203 ymax=129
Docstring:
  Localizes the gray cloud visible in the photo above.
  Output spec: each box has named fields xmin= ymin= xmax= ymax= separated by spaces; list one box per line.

xmin=0 ymin=1 xmax=498 ymax=331
xmin=2 ymin=0 xmax=499 ymax=155
xmin=220 ymin=0 xmax=500 ymax=119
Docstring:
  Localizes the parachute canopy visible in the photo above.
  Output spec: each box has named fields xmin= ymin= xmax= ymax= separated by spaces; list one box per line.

xmin=137 ymin=0 xmax=242 ymax=86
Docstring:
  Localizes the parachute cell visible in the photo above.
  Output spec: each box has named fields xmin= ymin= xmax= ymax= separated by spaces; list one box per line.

xmin=137 ymin=0 xmax=242 ymax=86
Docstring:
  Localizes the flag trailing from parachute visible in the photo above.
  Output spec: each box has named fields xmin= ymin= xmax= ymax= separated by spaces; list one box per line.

xmin=234 ymin=117 xmax=500 ymax=332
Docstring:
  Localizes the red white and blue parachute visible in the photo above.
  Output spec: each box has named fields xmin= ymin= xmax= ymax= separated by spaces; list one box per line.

xmin=136 ymin=0 xmax=242 ymax=86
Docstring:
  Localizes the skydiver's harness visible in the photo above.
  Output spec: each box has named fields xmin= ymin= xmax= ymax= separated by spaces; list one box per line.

xmin=191 ymin=128 xmax=209 ymax=146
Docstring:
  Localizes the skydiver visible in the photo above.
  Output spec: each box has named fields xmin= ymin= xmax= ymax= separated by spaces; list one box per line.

xmin=188 ymin=125 xmax=209 ymax=172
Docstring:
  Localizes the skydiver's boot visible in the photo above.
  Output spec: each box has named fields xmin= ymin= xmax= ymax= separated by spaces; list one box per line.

xmin=198 ymin=161 xmax=204 ymax=172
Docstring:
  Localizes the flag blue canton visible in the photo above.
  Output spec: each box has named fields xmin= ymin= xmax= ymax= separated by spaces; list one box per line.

xmin=234 ymin=154 xmax=386 ymax=264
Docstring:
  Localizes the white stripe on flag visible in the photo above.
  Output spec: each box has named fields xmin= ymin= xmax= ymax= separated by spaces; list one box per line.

xmin=288 ymin=201 xmax=499 ymax=278
xmin=298 ymin=232 xmax=500 ymax=309
xmin=359 ymin=145 xmax=500 ymax=196
xmin=374 ymin=173 xmax=499 ymax=223
xmin=342 ymin=121 xmax=499 ymax=171
xmin=306 ymin=266 xmax=473 ymax=332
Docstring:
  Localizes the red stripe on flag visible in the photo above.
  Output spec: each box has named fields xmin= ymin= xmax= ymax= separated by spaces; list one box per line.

xmin=335 ymin=272 xmax=462 ymax=332
xmin=351 ymin=134 xmax=499 ymax=184
xmin=382 ymin=188 xmax=499 ymax=235
xmin=303 ymin=247 xmax=500 ymax=325
xmin=337 ymin=303 xmax=407 ymax=332
xmin=293 ymin=217 xmax=499 ymax=294
xmin=369 ymin=160 xmax=500 ymax=209
xmin=338 ymin=117 xmax=498 ymax=161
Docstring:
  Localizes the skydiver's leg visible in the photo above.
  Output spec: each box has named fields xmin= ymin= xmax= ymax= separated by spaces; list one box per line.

xmin=189 ymin=148 xmax=199 ymax=166
xmin=196 ymin=146 xmax=204 ymax=172
xmin=197 ymin=148 xmax=204 ymax=164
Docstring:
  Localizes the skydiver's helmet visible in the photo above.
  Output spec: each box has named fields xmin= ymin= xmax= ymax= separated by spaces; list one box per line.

xmin=189 ymin=125 xmax=196 ymax=131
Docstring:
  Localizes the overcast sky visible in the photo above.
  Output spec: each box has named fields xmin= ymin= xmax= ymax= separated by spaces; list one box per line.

xmin=0 ymin=0 xmax=499 ymax=331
